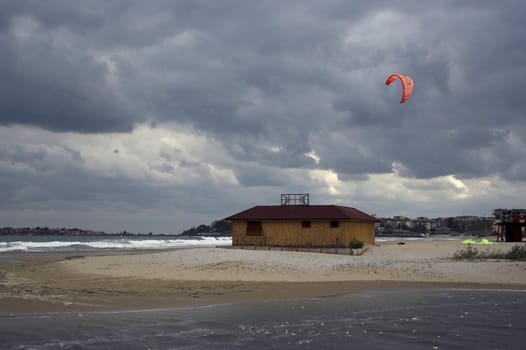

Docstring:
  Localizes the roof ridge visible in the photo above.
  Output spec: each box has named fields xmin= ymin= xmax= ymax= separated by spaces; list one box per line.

xmin=225 ymin=204 xmax=378 ymax=222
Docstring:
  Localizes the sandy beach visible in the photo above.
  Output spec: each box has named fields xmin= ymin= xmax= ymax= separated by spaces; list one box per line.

xmin=1 ymin=240 xmax=525 ymax=314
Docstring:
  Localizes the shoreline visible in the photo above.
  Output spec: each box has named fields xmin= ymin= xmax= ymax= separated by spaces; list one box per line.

xmin=1 ymin=240 xmax=525 ymax=315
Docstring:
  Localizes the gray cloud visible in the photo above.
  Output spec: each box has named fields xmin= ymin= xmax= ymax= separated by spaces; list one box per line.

xmin=1 ymin=1 xmax=525 ymax=231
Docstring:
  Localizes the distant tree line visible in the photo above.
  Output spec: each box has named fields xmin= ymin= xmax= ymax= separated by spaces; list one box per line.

xmin=179 ymin=220 xmax=232 ymax=236
xmin=0 ymin=226 xmax=108 ymax=236
xmin=1 ymin=220 xmax=233 ymax=237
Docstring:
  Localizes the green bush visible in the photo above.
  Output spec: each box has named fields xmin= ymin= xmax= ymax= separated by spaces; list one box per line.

xmin=452 ymin=245 xmax=481 ymax=260
xmin=452 ymin=244 xmax=526 ymax=261
xmin=350 ymin=238 xmax=364 ymax=249
xmin=505 ymin=245 xmax=526 ymax=260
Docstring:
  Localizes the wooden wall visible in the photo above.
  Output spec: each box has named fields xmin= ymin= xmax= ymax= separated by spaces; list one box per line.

xmin=231 ymin=220 xmax=375 ymax=247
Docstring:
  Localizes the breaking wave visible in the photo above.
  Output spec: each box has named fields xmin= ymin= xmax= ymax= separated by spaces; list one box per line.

xmin=0 ymin=236 xmax=232 ymax=252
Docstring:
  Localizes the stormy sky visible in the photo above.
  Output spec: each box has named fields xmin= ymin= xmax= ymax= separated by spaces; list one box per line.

xmin=1 ymin=0 xmax=525 ymax=233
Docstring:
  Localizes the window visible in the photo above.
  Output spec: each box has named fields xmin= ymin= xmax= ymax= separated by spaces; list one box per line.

xmin=330 ymin=220 xmax=340 ymax=228
xmin=246 ymin=221 xmax=263 ymax=236
xmin=302 ymin=221 xmax=311 ymax=228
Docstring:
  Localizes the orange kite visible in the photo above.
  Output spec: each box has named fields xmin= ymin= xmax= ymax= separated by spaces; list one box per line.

xmin=385 ymin=74 xmax=414 ymax=103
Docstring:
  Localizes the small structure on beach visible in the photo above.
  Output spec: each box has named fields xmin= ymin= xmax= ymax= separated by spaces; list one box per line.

xmin=225 ymin=194 xmax=378 ymax=248
xmin=493 ymin=209 xmax=525 ymax=242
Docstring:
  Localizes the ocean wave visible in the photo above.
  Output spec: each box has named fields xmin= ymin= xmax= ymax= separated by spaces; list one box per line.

xmin=0 ymin=236 xmax=232 ymax=252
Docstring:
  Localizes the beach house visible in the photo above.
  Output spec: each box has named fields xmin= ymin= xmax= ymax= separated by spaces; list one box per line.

xmin=225 ymin=194 xmax=378 ymax=248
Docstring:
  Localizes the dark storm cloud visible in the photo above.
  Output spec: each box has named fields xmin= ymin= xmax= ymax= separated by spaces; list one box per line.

xmin=0 ymin=15 xmax=136 ymax=132
xmin=347 ymin=3 xmax=526 ymax=181
xmin=233 ymin=163 xmax=297 ymax=188
xmin=1 ymin=0 xmax=525 ymax=182
xmin=0 ymin=0 xmax=107 ymax=32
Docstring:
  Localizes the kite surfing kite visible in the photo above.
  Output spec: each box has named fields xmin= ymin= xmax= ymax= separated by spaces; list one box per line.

xmin=385 ymin=74 xmax=414 ymax=103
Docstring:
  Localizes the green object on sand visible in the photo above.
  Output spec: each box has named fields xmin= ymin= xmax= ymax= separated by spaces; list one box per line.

xmin=462 ymin=238 xmax=493 ymax=245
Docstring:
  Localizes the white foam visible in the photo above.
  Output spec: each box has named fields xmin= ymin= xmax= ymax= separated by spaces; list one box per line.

xmin=0 ymin=236 xmax=232 ymax=252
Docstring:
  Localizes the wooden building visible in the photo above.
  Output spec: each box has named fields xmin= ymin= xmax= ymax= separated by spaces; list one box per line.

xmin=225 ymin=194 xmax=378 ymax=247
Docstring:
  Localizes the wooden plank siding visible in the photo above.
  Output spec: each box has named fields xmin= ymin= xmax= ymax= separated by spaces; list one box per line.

xmin=232 ymin=220 xmax=375 ymax=247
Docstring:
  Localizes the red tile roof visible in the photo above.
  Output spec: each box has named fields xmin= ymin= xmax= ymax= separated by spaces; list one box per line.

xmin=225 ymin=205 xmax=378 ymax=222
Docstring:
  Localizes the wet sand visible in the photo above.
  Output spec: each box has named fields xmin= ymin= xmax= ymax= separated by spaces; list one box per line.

xmin=1 ymin=240 xmax=525 ymax=314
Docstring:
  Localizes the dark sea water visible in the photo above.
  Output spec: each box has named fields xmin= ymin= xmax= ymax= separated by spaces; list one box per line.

xmin=1 ymin=288 xmax=524 ymax=350
xmin=0 ymin=235 xmax=456 ymax=253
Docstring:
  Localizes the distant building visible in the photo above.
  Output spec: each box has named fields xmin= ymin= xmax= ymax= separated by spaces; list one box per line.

xmin=225 ymin=194 xmax=378 ymax=247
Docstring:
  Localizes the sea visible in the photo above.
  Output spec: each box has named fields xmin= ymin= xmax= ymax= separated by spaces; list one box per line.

xmin=1 ymin=235 xmax=525 ymax=349
xmin=0 ymin=234 xmax=461 ymax=253
xmin=0 ymin=235 xmax=232 ymax=253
